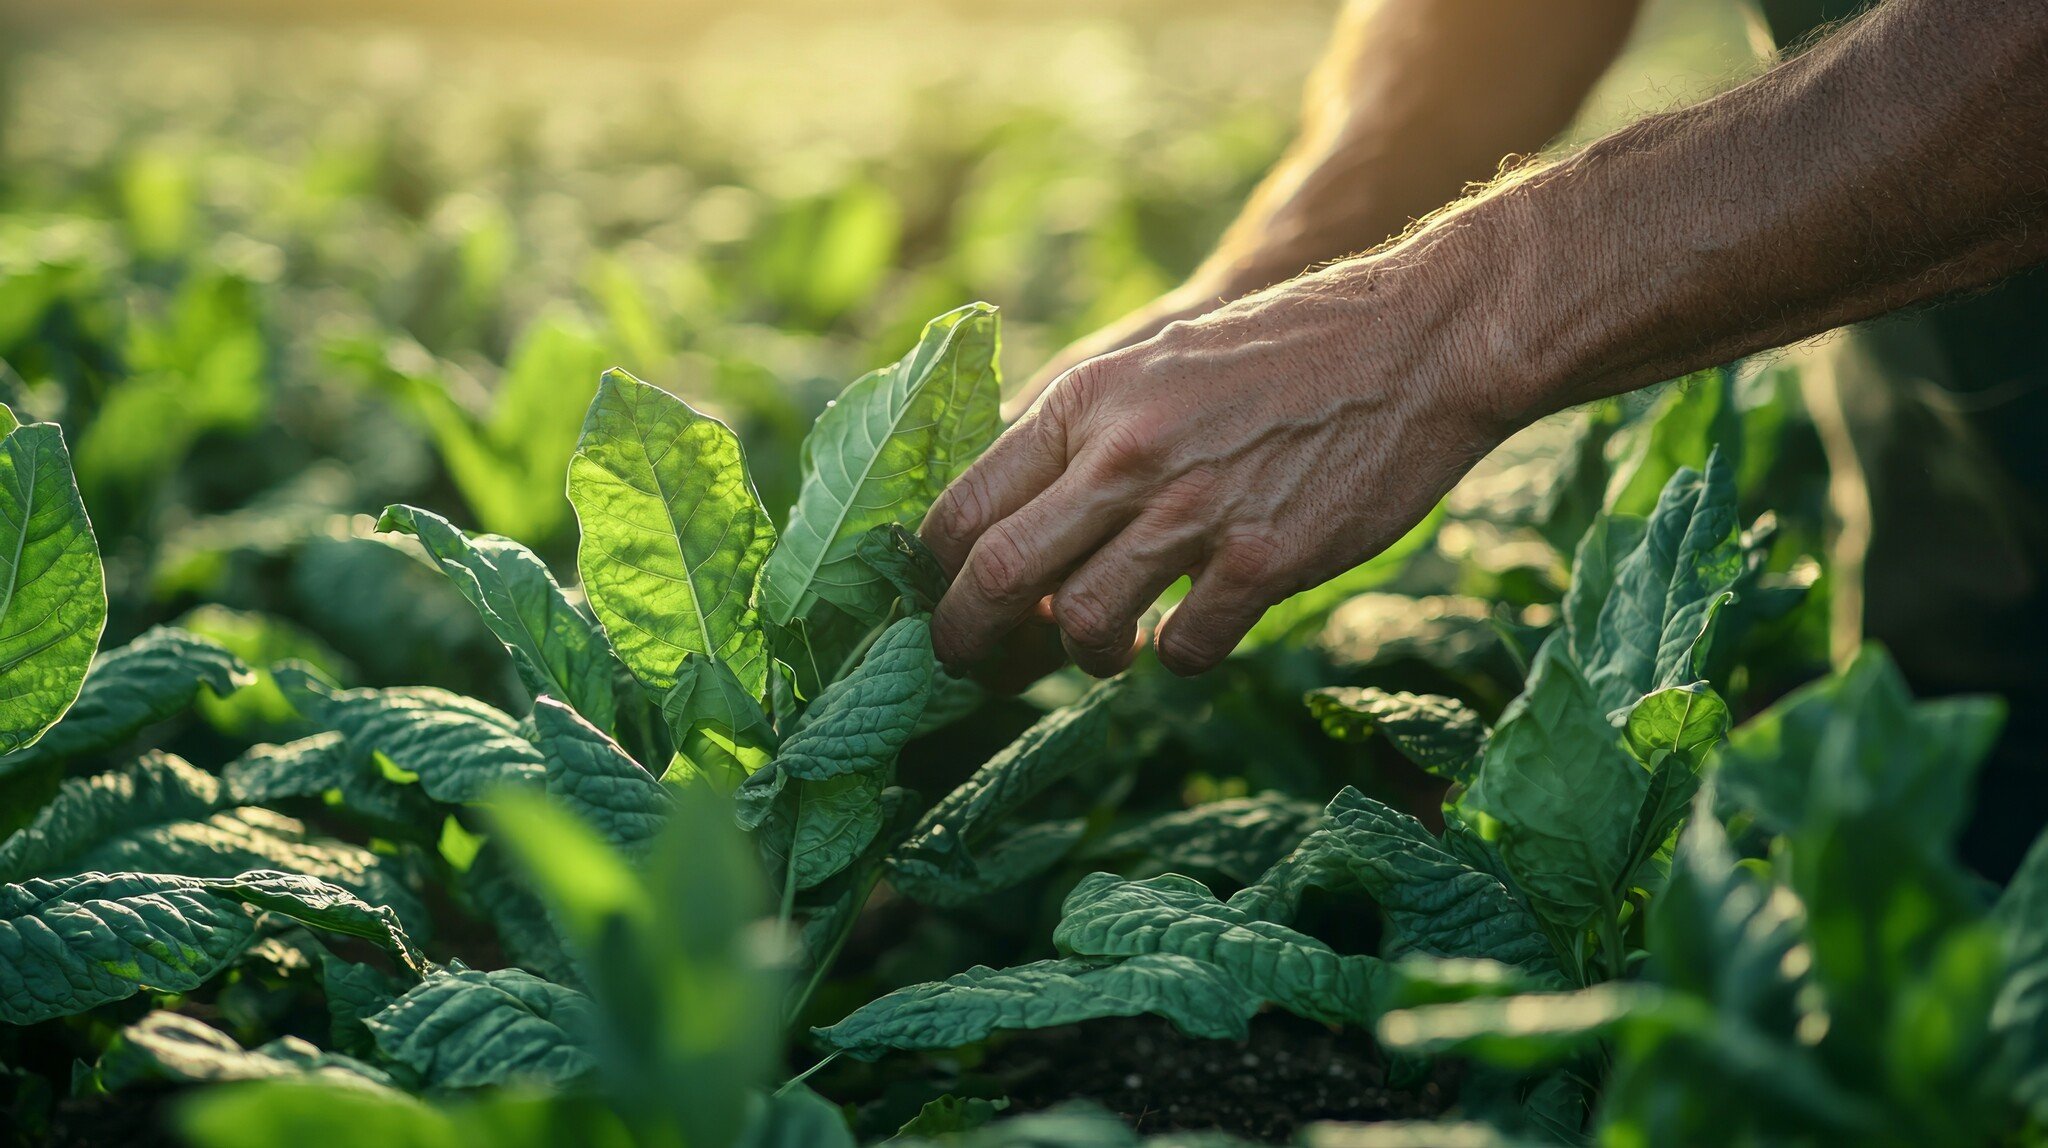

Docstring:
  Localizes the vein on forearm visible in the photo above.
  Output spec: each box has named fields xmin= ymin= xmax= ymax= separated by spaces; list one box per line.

xmin=1482 ymin=0 xmax=2048 ymax=418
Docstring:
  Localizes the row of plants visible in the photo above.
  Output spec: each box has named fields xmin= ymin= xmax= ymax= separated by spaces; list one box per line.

xmin=0 ymin=299 xmax=2039 ymax=1145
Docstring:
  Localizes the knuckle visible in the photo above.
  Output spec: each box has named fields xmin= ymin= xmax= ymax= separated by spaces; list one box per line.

xmin=1054 ymin=587 xmax=1122 ymax=650
xmin=924 ymin=479 xmax=989 ymax=550
xmin=1213 ymin=526 xmax=1289 ymax=588
xmin=967 ymin=524 xmax=1032 ymax=604
xmin=1149 ymin=468 xmax=1219 ymax=528
xmin=1092 ymin=414 xmax=1165 ymax=477
xmin=1158 ymin=627 xmax=1225 ymax=677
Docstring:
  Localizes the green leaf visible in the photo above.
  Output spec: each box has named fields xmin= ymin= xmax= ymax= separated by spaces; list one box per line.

xmin=1079 ymin=792 xmax=1323 ymax=887
xmin=277 ymin=667 xmax=544 ymax=804
xmin=0 ymin=625 xmax=250 ymax=773
xmin=569 ymin=368 xmax=777 ymax=699
xmin=0 ymin=419 xmax=106 ymax=756
xmin=1994 ymin=829 xmax=2048 ymax=1122
xmin=1378 ymin=981 xmax=1688 ymax=1067
xmin=814 ymin=954 xmax=1262 ymax=1059
xmin=378 ymin=504 xmax=617 ymax=731
xmin=762 ymin=303 xmax=1000 ymax=627
xmin=1232 ymin=503 xmax=1445 ymax=650
xmin=1463 ymin=640 xmax=1647 ymax=932
xmin=892 ymin=1095 xmax=1009 ymax=1140
xmin=529 ymin=696 xmax=671 ymax=851
xmin=1602 ymin=368 xmax=1741 ymax=519
xmin=738 ymin=617 xmax=933 ymax=888
xmin=856 ymin=523 xmax=951 ymax=613
xmin=0 ymin=870 xmax=422 ymax=1024
xmin=1237 ymin=789 xmax=1563 ymax=985
xmin=887 ymin=681 xmax=1117 ymax=904
xmin=97 ymin=1011 xmax=394 ymax=1093
xmin=175 ymin=1081 xmax=462 ymax=1148
xmin=1054 ymin=872 xmax=1387 ymax=1026
xmin=740 ymin=1085 xmax=858 ymax=1148
xmin=1305 ymin=687 xmax=1488 ymax=785
xmin=462 ymin=842 xmax=583 ymax=988
xmin=223 ymin=732 xmax=441 ymax=836
xmin=364 ymin=966 xmax=596 ymax=1090
xmin=0 ymin=750 xmax=220 ymax=881
xmin=1648 ymin=800 xmax=1803 ymax=1027
xmin=1619 ymin=683 xmax=1729 ymax=888
xmin=320 ymin=950 xmax=406 ymax=1060
xmin=661 ymin=652 xmax=778 ymax=791
xmin=1570 ymin=453 xmax=1742 ymax=714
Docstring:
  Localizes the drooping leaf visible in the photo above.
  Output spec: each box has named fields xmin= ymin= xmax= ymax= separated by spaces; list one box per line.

xmin=0 ymin=626 xmax=250 ymax=774
xmin=569 ymin=368 xmax=776 ymax=701
xmin=1305 ymin=687 xmax=1488 ymax=785
xmin=277 ymin=667 xmax=544 ymax=804
xmin=223 ymin=732 xmax=441 ymax=836
xmin=0 ymin=869 xmax=422 ymax=1024
xmin=97 ymin=1011 xmax=394 ymax=1093
xmin=1079 ymin=792 xmax=1323 ymax=887
xmin=1054 ymin=872 xmax=1388 ymax=1026
xmin=320 ymin=950 xmax=406 ymax=1061
xmin=1462 ymin=640 xmax=1647 ymax=932
xmin=762 ymin=302 xmax=999 ymax=628
xmin=814 ymin=954 xmax=1262 ymax=1059
xmin=378 ymin=505 xmax=617 ymax=731
xmin=888 ymin=680 xmax=1117 ymax=904
xmin=363 ymin=966 xmax=597 ymax=1090
xmin=529 ymin=697 xmax=670 ymax=851
xmin=1235 ymin=789 xmax=1563 ymax=984
xmin=0 ymin=417 xmax=107 ymax=756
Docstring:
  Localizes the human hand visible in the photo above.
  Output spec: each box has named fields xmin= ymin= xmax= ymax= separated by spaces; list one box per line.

xmin=922 ymin=250 xmax=1514 ymax=679
xmin=1005 ymin=281 xmax=1231 ymax=423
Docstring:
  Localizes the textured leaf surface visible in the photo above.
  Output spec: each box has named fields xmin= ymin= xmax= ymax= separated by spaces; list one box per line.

xmin=1620 ymin=682 xmax=1729 ymax=882
xmin=1 ymin=626 xmax=249 ymax=772
xmin=98 ymin=1011 xmax=393 ymax=1093
xmin=1237 ymin=789 xmax=1562 ymax=984
xmin=814 ymin=954 xmax=1261 ymax=1058
xmin=0 ymin=870 xmax=421 ymax=1024
xmin=1080 ymin=792 xmax=1323 ymax=887
xmin=1305 ymin=687 xmax=1487 ymax=785
xmin=1568 ymin=454 xmax=1742 ymax=714
xmin=661 ymin=652 xmax=777 ymax=789
xmin=855 ymin=523 xmax=950 ymax=613
xmin=1995 ymin=830 xmax=2048 ymax=1122
xmin=762 ymin=303 xmax=999 ymax=627
xmin=0 ymin=420 xmax=106 ymax=756
xmin=223 ymin=733 xmax=440 ymax=834
xmin=379 ymin=504 xmax=616 ymax=730
xmin=278 ymin=667 xmax=543 ymax=804
xmin=887 ymin=680 xmax=1116 ymax=903
xmin=737 ymin=617 xmax=933 ymax=888
xmin=0 ymin=751 xmax=220 ymax=881
xmin=530 ymin=697 xmax=670 ymax=850
xmin=1463 ymin=641 xmax=1647 ymax=932
xmin=1055 ymin=872 xmax=1386 ymax=1026
xmin=364 ymin=966 xmax=596 ymax=1089
xmin=569 ymin=368 xmax=776 ymax=699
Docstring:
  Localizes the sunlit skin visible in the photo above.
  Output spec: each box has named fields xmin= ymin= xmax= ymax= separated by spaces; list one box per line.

xmin=921 ymin=0 xmax=2048 ymax=681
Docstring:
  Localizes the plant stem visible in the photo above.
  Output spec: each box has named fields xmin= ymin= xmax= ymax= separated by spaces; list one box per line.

xmin=785 ymin=872 xmax=880 ymax=1027
xmin=1599 ymin=904 xmax=1627 ymax=982
xmin=829 ymin=600 xmax=903 ymax=685
xmin=775 ymin=1049 xmax=844 ymax=1097
xmin=777 ymin=791 xmax=802 ymax=932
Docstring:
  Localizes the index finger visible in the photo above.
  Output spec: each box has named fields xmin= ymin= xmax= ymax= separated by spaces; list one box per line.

xmin=920 ymin=403 xmax=1069 ymax=575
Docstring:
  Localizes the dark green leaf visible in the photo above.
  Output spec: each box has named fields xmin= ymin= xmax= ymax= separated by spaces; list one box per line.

xmin=1079 ymin=792 xmax=1323 ymax=887
xmin=364 ymin=966 xmax=596 ymax=1090
xmin=0 ymin=626 xmax=250 ymax=774
xmin=1305 ymin=687 xmax=1487 ymax=785
xmin=530 ymin=696 xmax=670 ymax=851
xmin=97 ymin=1011 xmax=393 ymax=1093
xmin=277 ymin=667 xmax=544 ymax=804
xmin=856 ymin=523 xmax=951 ymax=613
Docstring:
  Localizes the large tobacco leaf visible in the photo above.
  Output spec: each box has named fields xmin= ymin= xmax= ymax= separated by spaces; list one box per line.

xmin=761 ymin=303 xmax=999 ymax=629
xmin=278 ymin=667 xmax=544 ymax=804
xmin=0 ymin=625 xmax=249 ymax=774
xmin=378 ymin=504 xmax=617 ymax=731
xmin=0 ymin=752 xmax=428 ymax=929
xmin=363 ymin=966 xmax=598 ymax=1090
xmin=1462 ymin=641 xmax=1647 ymax=933
xmin=814 ymin=954 xmax=1261 ymax=1059
xmin=887 ymin=680 xmax=1117 ymax=905
xmin=0 ymin=414 xmax=106 ymax=757
xmin=568 ymin=368 xmax=776 ymax=700
xmin=0 ymin=869 xmax=422 ymax=1024
xmin=223 ymin=733 xmax=441 ymax=836
xmin=1054 ymin=871 xmax=1387 ymax=1026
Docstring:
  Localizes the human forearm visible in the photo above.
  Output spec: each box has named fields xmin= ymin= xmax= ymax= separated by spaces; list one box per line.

xmin=1192 ymin=0 xmax=1639 ymax=300
xmin=1457 ymin=0 xmax=2048 ymax=422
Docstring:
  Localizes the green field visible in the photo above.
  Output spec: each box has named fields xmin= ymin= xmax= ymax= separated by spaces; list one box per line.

xmin=2 ymin=6 xmax=2041 ymax=1148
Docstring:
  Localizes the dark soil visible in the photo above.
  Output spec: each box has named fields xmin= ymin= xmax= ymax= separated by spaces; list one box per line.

xmin=982 ymin=1012 xmax=1459 ymax=1143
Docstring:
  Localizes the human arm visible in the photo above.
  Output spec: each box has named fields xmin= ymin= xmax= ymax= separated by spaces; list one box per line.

xmin=1011 ymin=0 xmax=1642 ymax=416
xmin=924 ymin=0 xmax=2048 ymax=678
